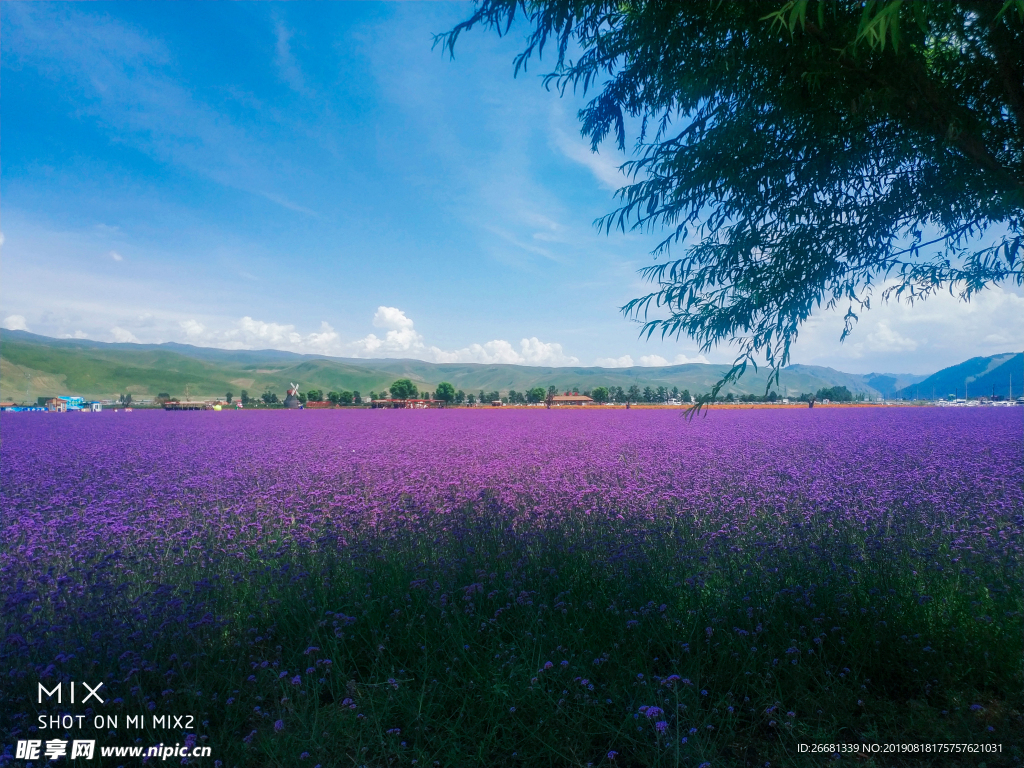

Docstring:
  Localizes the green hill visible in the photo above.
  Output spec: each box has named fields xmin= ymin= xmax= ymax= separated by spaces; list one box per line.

xmin=1 ymin=329 xmax=926 ymax=402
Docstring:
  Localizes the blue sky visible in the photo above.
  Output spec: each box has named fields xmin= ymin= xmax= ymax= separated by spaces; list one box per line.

xmin=2 ymin=2 xmax=1021 ymax=374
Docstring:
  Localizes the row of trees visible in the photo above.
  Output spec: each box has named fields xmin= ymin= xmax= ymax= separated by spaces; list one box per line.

xmin=226 ymin=389 xmax=364 ymax=406
xmin=158 ymin=381 xmax=863 ymax=408
xmin=369 ymin=381 xmax=859 ymax=406
xmin=296 ymin=389 xmax=363 ymax=405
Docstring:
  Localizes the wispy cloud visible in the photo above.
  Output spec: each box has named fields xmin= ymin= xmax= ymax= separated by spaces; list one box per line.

xmin=260 ymin=191 xmax=320 ymax=218
xmin=272 ymin=19 xmax=312 ymax=96
xmin=552 ymin=126 xmax=629 ymax=190
xmin=4 ymin=4 xmax=315 ymax=216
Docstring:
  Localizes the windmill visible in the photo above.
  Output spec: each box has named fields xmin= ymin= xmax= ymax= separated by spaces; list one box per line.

xmin=284 ymin=382 xmax=302 ymax=409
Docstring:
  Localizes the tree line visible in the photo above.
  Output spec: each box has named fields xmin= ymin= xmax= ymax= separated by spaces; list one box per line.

xmin=212 ymin=382 xmax=863 ymax=408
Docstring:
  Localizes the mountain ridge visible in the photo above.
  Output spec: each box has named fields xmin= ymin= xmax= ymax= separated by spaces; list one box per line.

xmin=0 ymin=329 xmax=996 ymax=402
xmin=896 ymin=353 xmax=1023 ymax=400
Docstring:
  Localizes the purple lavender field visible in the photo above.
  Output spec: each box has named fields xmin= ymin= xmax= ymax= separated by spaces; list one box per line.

xmin=2 ymin=408 xmax=1022 ymax=767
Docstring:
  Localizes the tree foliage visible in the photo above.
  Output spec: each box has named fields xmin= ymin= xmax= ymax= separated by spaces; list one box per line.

xmin=440 ymin=1 xmax=1024 ymax=403
xmin=435 ymin=381 xmax=457 ymax=402
xmin=390 ymin=379 xmax=420 ymax=400
xmin=815 ymin=384 xmax=855 ymax=402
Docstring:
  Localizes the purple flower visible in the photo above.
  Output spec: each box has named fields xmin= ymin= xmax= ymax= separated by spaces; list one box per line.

xmin=274 ymin=720 xmax=285 ymax=732
xmin=291 ymin=675 xmax=301 ymax=685
xmin=655 ymin=721 xmax=668 ymax=733
xmin=607 ymin=751 xmax=618 ymax=760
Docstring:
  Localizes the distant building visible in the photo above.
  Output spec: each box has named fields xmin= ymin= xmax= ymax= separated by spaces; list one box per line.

xmin=90 ymin=403 xmax=103 ymax=412
xmin=283 ymin=384 xmax=302 ymax=409
xmin=46 ymin=398 xmax=67 ymax=413
xmin=371 ymin=398 xmax=445 ymax=409
xmin=163 ymin=401 xmax=212 ymax=411
xmin=550 ymin=395 xmax=594 ymax=406
xmin=59 ymin=396 xmax=86 ymax=411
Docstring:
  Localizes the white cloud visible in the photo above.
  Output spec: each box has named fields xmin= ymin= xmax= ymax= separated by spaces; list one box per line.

xmin=350 ymin=306 xmax=578 ymax=364
xmin=229 ymin=316 xmax=303 ymax=347
xmin=109 ymin=250 xmax=124 ymax=262
xmin=865 ymin=321 xmax=918 ymax=352
xmin=595 ymin=354 xmax=635 ymax=368
xmin=180 ymin=319 xmax=205 ymax=337
xmin=2 ymin=314 xmax=29 ymax=331
xmin=638 ymin=354 xmax=669 ymax=366
xmin=517 ymin=337 xmax=578 ymax=365
xmin=305 ymin=321 xmax=340 ymax=352
xmin=791 ymin=281 xmax=1024 ymax=373
xmin=433 ymin=338 xmax=579 ymax=366
xmin=351 ymin=306 xmax=423 ymax=356
xmin=598 ymin=352 xmax=710 ymax=367
xmin=111 ymin=326 xmax=139 ymax=343
xmin=673 ymin=353 xmax=710 ymax=364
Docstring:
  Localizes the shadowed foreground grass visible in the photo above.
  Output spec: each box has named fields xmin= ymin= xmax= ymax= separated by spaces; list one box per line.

xmin=5 ymin=510 xmax=1021 ymax=768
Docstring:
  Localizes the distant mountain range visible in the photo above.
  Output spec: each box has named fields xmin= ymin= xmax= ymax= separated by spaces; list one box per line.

xmin=2 ymin=329 xmax=1011 ymax=403
xmin=896 ymin=352 xmax=1023 ymax=400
